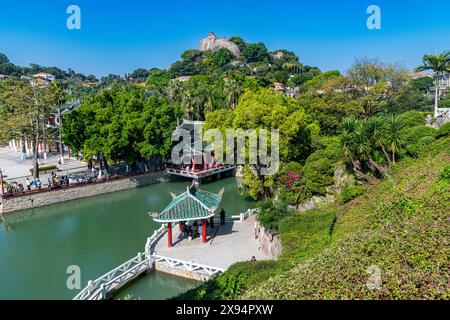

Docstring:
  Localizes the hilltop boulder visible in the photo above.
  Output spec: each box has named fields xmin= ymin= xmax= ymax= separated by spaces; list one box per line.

xmin=200 ymin=32 xmax=241 ymax=57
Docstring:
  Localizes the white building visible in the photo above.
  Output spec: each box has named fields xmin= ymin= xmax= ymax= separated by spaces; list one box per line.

xmin=430 ymin=72 xmax=450 ymax=118
xmin=33 ymin=72 xmax=56 ymax=81
xmin=432 ymin=71 xmax=450 ymax=95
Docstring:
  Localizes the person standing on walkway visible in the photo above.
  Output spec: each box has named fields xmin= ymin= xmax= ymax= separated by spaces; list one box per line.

xmin=220 ymin=208 xmax=226 ymax=225
xmin=25 ymin=178 xmax=31 ymax=191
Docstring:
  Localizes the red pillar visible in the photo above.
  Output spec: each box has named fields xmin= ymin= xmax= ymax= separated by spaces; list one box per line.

xmin=167 ymin=222 xmax=173 ymax=248
xmin=179 ymin=221 xmax=183 ymax=232
xmin=202 ymin=219 xmax=207 ymax=243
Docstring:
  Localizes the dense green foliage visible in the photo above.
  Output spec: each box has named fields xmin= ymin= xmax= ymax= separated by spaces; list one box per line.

xmin=339 ymin=185 xmax=364 ymax=204
xmin=436 ymin=122 xmax=450 ymax=138
xmin=176 ymin=209 xmax=336 ymax=300
xmin=62 ymin=86 xmax=178 ymax=163
xmin=178 ymin=137 xmax=449 ymax=300
xmin=243 ymin=137 xmax=449 ymax=299
xmin=398 ymin=111 xmax=426 ymax=129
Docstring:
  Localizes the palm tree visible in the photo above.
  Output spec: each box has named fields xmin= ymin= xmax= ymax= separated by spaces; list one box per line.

xmin=181 ymin=90 xmax=196 ymax=120
xmin=166 ymin=79 xmax=184 ymax=105
xmin=223 ymin=79 xmax=242 ymax=109
xmin=415 ymin=51 xmax=450 ymax=117
xmin=366 ymin=116 xmax=391 ymax=169
xmin=384 ymin=114 xmax=402 ymax=164
xmin=340 ymin=117 xmax=388 ymax=177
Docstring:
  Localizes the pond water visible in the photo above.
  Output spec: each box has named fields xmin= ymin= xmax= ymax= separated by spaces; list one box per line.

xmin=0 ymin=177 xmax=252 ymax=300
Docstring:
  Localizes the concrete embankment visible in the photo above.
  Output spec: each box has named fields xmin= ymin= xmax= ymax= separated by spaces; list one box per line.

xmin=0 ymin=171 xmax=167 ymax=214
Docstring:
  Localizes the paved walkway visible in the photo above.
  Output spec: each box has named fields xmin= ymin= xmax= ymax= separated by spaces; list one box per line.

xmin=0 ymin=146 xmax=86 ymax=186
xmin=153 ymin=215 xmax=267 ymax=269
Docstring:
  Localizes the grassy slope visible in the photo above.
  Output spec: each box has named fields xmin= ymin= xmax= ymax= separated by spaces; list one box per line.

xmin=176 ymin=209 xmax=337 ymax=300
xmin=244 ymin=137 xmax=449 ymax=299
xmin=176 ymin=137 xmax=449 ymax=300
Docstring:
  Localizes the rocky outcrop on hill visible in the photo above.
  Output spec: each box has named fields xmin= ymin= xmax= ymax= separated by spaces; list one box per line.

xmin=297 ymin=165 xmax=355 ymax=212
xmin=200 ymin=32 xmax=241 ymax=57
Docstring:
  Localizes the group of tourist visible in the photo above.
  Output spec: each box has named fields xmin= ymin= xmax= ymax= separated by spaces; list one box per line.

xmin=47 ymin=172 xmax=70 ymax=189
xmin=179 ymin=209 xmax=227 ymax=239
xmin=2 ymin=172 xmax=72 ymax=195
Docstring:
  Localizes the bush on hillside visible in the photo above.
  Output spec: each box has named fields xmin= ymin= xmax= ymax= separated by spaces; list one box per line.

xmin=438 ymin=164 xmax=450 ymax=183
xmin=303 ymin=158 xmax=335 ymax=196
xmin=256 ymin=199 xmax=295 ymax=231
xmin=407 ymin=135 xmax=437 ymax=156
xmin=339 ymin=185 xmax=364 ymax=204
xmin=400 ymin=125 xmax=436 ymax=146
xmin=276 ymin=162 xmax=307 ymax=205
xmin=436 ymin=122 xmax=450 ymax=138
xmin=398 ymin=111 xmax=425 ymax=129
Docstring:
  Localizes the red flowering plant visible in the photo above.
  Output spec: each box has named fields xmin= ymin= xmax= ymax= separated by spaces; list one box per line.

xmin=281 ymin=171 xmax=306 ymax=205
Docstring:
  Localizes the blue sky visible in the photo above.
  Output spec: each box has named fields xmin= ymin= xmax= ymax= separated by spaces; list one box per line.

xmin=0 ymin=0 xmax=449 ymax=77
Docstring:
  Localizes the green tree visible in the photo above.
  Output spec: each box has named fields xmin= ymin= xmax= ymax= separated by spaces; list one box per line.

xmin=223 ymin=79 xmax=243 ymax=109
xmin=0 ymin=53 xmax=10 ymax=65
xmin=242 ymin=43 xmax=269 ymax=63
xmin=415 ymin=51 xmax=450 ymax=117
xmin=207 ymin=48 xmax=235 ymax=67
xmin=130 ymin=68 xmax=150 ymax=81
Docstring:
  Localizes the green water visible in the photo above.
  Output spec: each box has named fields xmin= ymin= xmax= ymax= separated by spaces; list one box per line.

xmin=0 ymin=177 xmax=252 ymax=300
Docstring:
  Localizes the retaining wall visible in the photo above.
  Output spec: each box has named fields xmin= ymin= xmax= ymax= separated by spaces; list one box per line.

xmin=0 ymin=171 xmax=167 ymax=214
xmin=155 ymin=263 xmax=211 ymax=282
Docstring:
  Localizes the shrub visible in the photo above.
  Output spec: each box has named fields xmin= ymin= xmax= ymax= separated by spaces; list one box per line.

xmin=39 ymin=165 xmax=58 ymax=171
xmin=339 ymin=185 xmax=364 ymax=204
xmin=398 ymin=111 xmax=425 ymax=129
xmin=417 ymin=135 xmax=436 ymax=146
xmin=306 ymin=138 xmax=343 ymax=164
xmin=436 ymin=122 xmax=450 ymax=138
xmin=438 ymin=164 xmax=450 ymax=183
xmin=257 ymin=199 xmax=295 ymax=231
xmin=216 ymin=273 xmax=247 ymax=299
xmin=400 ymin=125 xmax=436 ymax=146
xmin=406 ymin=135 xmax=436 ymax=157
xmin=29 ymin=164 xmax=58 ymax=175
xmin=303 ymin=158 xmax=335 ymax=196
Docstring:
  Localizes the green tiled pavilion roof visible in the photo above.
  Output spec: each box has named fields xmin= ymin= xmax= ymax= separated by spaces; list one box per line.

xmin=152 ymin=184 xmax=224 ymax=223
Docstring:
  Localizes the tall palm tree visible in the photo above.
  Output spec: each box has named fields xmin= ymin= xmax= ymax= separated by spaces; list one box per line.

xmin=181 ymin=90 xmax=196 ymax=120
xmin=166 ymin=79 xmax=184 ymax=105
xmin=415 ymin=51 xmax=450 ymax=117
xmin=223 ymin=79 xmax=242 ymax=109
xmin=366 ymin=116 xmax=391 ymax=169
xmin=384 ymin=114 xmax=402 ymax=164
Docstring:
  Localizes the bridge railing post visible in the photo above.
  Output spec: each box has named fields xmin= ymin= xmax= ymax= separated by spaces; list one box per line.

xmin=87 ymin=280 xmax=94 ymax=294
xmin=100 ymin=284 xmax=106 ymax=300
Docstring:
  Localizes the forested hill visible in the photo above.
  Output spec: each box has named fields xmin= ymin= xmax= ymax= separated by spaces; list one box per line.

xmin=0 ymin=34 xmax=322 ymax=91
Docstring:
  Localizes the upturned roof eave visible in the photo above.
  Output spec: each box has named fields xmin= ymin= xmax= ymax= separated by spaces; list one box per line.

xmin=153 ymin=211 xmax=216 ymax=223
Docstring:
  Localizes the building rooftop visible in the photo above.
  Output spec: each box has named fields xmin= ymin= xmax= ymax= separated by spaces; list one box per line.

xmin=151 ymin=184 xmax=224 ymax=223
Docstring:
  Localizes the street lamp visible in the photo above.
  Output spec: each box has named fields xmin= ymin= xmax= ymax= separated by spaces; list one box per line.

xmin=0 ymin=168 xmax=4 ymax=195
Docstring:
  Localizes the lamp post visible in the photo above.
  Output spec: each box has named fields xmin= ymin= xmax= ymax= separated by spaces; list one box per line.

xmin=0 ymin=169 xmax=4 ymax=195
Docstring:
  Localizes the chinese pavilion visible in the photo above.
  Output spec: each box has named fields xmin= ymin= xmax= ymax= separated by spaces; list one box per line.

xmin=150 ymin=183 xmax=224 ymax=247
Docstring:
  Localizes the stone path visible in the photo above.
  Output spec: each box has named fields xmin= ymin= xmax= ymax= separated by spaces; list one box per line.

xmin=154 ymin=215 xmax=267 ymax=269
xmin=0 ymin=146 xmax=86 ymax=186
